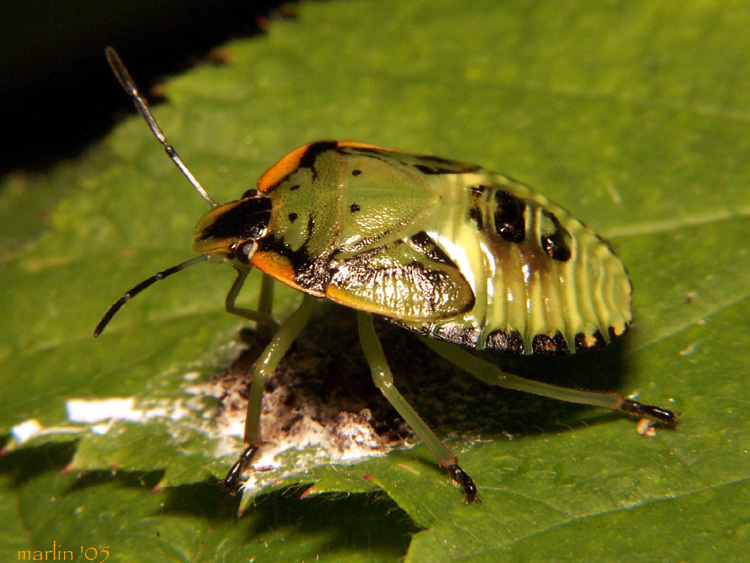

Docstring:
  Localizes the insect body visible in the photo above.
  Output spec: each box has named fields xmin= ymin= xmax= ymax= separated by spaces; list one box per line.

xmin=197 ymin=141 xmax=631 ymax=357
xmin=97 ymin=48 xmax=677 ymax=503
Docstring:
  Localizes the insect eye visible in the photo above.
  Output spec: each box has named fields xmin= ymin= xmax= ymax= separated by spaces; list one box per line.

xmin=242 ymin=189 xmax=258 ymax=199
xmin=236 ymin=240 xmax=258 ymax=264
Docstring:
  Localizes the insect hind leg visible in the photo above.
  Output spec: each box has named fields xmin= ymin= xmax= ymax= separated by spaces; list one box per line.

xmin=357 ymin=312 xmax=478 ymax=503
xmin=422 ymin=337 xmax=678 ymax=428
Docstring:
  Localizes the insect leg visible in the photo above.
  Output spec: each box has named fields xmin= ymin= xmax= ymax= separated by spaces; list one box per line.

xmin=255 ymin=274 xmax=276 ymax=341
xmin=223 ymin=293 xmax=316 ymax=491
xmin=357 ymin=313 xmax=478 ymax=503
xmin=225 ymin=268 xmax=280 ymax=333
xmin=422 ymin=338 xmax=678 ymax=429
xmin=258 ymin=274 xmax=275 ymax=317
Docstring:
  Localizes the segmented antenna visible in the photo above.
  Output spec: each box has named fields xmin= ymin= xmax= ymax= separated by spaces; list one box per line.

xmin=105 ymin=47 xmax=219 ymax=208
xmin=94 ymin=255 xmax=210 ymax=337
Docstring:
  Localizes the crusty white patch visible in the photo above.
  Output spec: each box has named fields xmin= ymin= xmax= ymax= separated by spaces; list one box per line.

xmin=10 ymin=419 xmax=44 ymax=443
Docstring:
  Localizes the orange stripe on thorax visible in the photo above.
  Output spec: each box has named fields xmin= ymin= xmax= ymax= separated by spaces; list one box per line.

xmin=257 ymin=144 xmax=314 ymax=193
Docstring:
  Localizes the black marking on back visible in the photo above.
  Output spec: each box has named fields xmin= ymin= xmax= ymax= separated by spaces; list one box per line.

xmin=468 ymin=207 xmax=483 ymax=230
xmin=336 ymin=248 xmax=473 ymax=317
xmin=306 ymin=215 xmax=315 ymax=239
xmin=574 ymin=330 xmax=606 ymax=352
xmin=410 ymin=231 xmax=458 ymax=267
xmin=486 ymin=329 xmax=525 ymax=355
xmin=262 ymin=143 xmax=336 ymax=192
xmin=197 ymin=198 xmax=271 ymax=242
xmin=467 ymin=185 xmax=487 ymax=231
xmin=350 ymin=203 xmax=361 ymax=213
xmin=412 ymin=154 xmax=481 ymax=174
xmin=259 ymin=235 xmax=333 ymax=293
xmin=343 ymin=146 xmax=480 ymax=175
xmin=532 ymin=332 xmax=570 ymax=355
xmin=541 ymin=210 xmax=572 ymax=262
xmin=493 ymin=190 xmax=526 ymax=243
xmin=298 ymin=141 xmax=338 ymax=180
xmin=288 ymin=212 xmax=298 ymax=223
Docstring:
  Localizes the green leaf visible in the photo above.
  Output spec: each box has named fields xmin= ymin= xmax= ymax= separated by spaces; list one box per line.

xmin=2 ymin=0 xmax=749 ymax=560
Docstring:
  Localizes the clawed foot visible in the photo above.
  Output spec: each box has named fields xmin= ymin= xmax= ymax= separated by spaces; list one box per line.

xmin=621 ymin=399 xmax=679 ymax=430
xmin=447 ymin=463 xmax=478 ymax=504
xmin=223 ymin=445 xmax=260 ymax=493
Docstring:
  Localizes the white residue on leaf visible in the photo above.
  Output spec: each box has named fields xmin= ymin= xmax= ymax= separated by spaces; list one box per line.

xmin=66 ymin=398 xmax=142 ymax=423
xmin=11 ymin=419 xmax=44 ymax=443
xmin=64 ymin=396 xmax=196 ymax=436
xmin=9 ymin=418 xmax=85 ymax=446
xmin=201 ymin=339 xmax=416 ymax=495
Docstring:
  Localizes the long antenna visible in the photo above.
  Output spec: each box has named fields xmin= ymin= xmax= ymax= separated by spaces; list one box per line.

xmin=105 ymin=47 xmax=219 ymax=208
xmin=94 ymin=255 xmax=210 ymax=337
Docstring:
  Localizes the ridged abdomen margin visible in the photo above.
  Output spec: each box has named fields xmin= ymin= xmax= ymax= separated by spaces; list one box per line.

xmin=426 ymin=174 xmax=633 ymax=355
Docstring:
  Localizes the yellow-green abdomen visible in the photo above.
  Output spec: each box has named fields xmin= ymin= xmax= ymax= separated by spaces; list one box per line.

xmin=416 ymin=171 xmax=632 ymax=355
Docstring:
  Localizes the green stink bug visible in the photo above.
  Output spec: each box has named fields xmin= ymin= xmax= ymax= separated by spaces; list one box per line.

xmin=96 ymin=48 xmax=677 ymax=503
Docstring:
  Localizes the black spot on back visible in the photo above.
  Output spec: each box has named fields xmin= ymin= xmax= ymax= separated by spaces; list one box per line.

xmin=288 ymin=213 xmax=298 ymax=223
xmin=410 ymin=231 xmax=458 ymax=267
xmin=350 ymin=203 xmax=361 ymax=213
xmin=289 ymin=184 xmax=301 ymax=191
xmin=541 ymin=211 xmax=572 ymax=262
xmin=467 ymin=185 xmax=487 ymax=230
xmin=468 ymin=206 xmax=483 ymax=230
xmin=494 ymin=190 xmax=526 ymax=243
xmin=352 ymin=169 xmax=362 ymax=176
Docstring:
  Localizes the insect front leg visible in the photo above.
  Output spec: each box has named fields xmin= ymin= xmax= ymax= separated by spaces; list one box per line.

xmin=223 ymin=293 xmax=316 ymax=491
xmin=225 ymin=268 xmax=280 ymax=336
xmin=422 ymin=338 xmax=678 ymax=429
xmin=258 ymin=273 xmax=275 ymax=317
xmin=357 ymin=313 xmax=478 ymax=503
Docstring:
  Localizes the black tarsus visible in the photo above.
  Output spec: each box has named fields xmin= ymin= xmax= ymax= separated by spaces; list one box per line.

xmin=447 ymin=463 xmax=479 ymax=504
xmin=223 ymin=445 xmax=260 ymax=492
xmin=621 ymin=399 xmax=679 ymax=430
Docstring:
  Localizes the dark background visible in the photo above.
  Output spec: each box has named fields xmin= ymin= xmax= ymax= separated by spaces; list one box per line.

xmin=0 ymin=0 xmax=288 ymax=177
